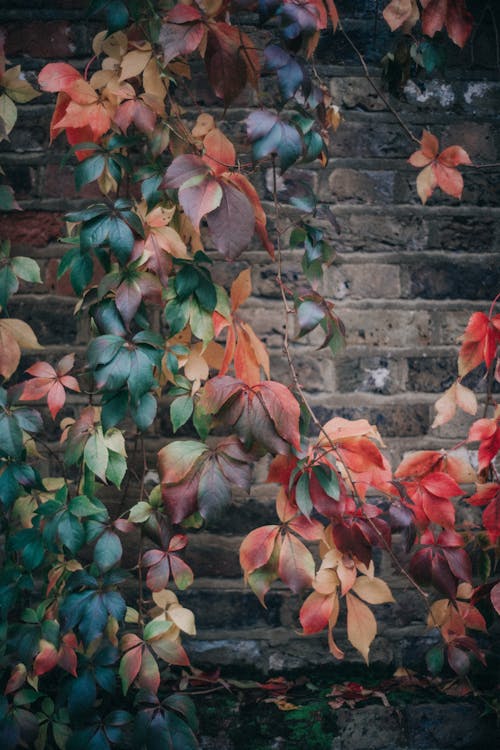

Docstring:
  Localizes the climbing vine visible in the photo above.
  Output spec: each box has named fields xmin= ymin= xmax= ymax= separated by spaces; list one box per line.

xmin=0 ymin=1 xmax=499 ymax=748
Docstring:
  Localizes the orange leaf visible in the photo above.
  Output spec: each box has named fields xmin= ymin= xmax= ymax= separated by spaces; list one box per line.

xmin=382 ymin=0 xmax=419 ymax=32
xmin=230 ymin=268 xmax=252 ymax=311
xmin=346 ymin=592 xmax=377 ymax=664
xmin=240 ymin=525 xmax=279 ymax=577
xmin=202 ymin=127 xmax=236 ymax=176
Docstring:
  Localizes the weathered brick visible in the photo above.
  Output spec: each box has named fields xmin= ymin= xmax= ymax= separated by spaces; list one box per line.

xmin=339 ymin=308 xmax=431 ymax=347
xmin=334 ymin=705 xmax=404 ymax=750
xmin=429 ymin=215 xmax=499 ymax=253
xmin=314 ymin=402 xmax=431 ymax=438
xmin=9 ymin=296 xmax=78 ymax=345
xmin=0 ymin=211 xmax=63 ymax=246
xmin=334 ymin=212 xmax=430 ymax=253
xmin=5 ymin=21 xmax=77 ymax=58
xmin=327 ymin=262 xmax=400 ymax=299
xmin=329 ymin=76 xmax=387 ymax=111
xmin=407 ymin=355 xmax=456 ymax=392
xmin=405 ymin=703 xmax=497 ymax=748
xmin=335 ymin=354 xmax=405 ymax=395
xmin=402 ymin=257 xmax=500 ymax=300
xmin=323 ymin=168 xmax=395 ymax=204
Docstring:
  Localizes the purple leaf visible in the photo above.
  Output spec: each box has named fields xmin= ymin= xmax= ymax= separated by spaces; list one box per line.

xmin=205 ymin=182 xmax=255 ymax=259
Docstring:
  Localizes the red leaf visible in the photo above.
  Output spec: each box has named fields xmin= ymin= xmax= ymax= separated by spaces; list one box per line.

xmin=204 ymin=22 xmax=260 ymax=105
xmin=33 ymin=640 xmax=59 ymax=676
xmin=240 ymin=525 xmax=279 ymax=577
xmin=179 ymin=177 xmax=223 ymax=230
xmin=482 ymin=495 xmax=500 ymax=543
xmin=159 ymin=7 xmax=206 ymax=64
xmin=433 ymin=162 xmax=464 ymax=199
xmin=278 ymin=531 xmax=315 ymax=593
xmin=458 ymin=311 xmax=500 ymax=377
xmin=256 ymin=381 xmax=301 ymax=451
xmin=300 ymin=590 xmax=334 ymax=634
xmin=421 ymin=0 xmax=473 ymax=48
xmin=421 ymin=472 xmax=462 ymax=499
xmin=38 ymin=62 xmax=82 ymax=94
xmin=491 ymin=582 xmax=500 ymax=615
xmin=119 ymin=644 xmax=143 ymax=694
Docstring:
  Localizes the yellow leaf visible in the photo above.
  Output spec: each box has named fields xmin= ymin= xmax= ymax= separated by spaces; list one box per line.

xmin=352 ymin=575 xmax=395 ymax=605
xmin=152 ymin=589 xmax=179 ymax=610
xmin=192 ymin=113 xmax=215 ymax=139
xmin=103 ymin=427 xmax=127 ymax=456
xmin=346 ymin=592 xmax=377 ymax=664
xmin=416 ymin=163 xmax=437 ymax=204
xmin=2 ymin=65 xmax=40 ymax=103
xmin=0 ymin=322 xmax=21 ymax=379
xmin=93 ymin=30 xmax=128 ymax=59
xmin=143 ymin=58 xmax=167 ymax=102
xmin=0 ymin=92 xmax=17 ymax=138
xmin=0 ymin=318 xmax=42 ymax=349
xmin=119 ymin=49 xmax=152 ymax=81
xmin=432 ymin=380 xmax=477 ymax=429
xmin=167 ymin=604 xmax=196 ymax=635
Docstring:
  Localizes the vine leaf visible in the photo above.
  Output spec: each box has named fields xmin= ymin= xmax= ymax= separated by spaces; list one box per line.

xmin=20 ymin=353 xmax=80 ymax=418
xmin=409 ymin=130 xmax=471 ymax=203
xmin=204 ymin=22 xmax=260 ymax=105
xmin=246 ymin=110 xmax=302 ymax=171
xmin=421 ymin=0 xmax=473 ymax=49
xmin=458 ymin=311 xmax=500 ymax=377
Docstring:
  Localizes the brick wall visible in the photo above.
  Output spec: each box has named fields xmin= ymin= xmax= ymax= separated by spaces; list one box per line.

xmin=1 ymin=0 xmax=499 ymax=675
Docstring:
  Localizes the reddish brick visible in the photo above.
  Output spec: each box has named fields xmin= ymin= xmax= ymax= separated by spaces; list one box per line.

xmin=43 ymin=163 xmax=102 ymax=200
xmin=5 ymin=21 xmax=76 ymax=59
xmin=0 ymin=211 xmax=63 ymax=247
xmin=45 ymin=256 xmax=105 ymax=296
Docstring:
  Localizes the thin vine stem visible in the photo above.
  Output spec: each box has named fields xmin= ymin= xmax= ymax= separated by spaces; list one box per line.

xmin=271 ymin=160 xmax=433 ymax=614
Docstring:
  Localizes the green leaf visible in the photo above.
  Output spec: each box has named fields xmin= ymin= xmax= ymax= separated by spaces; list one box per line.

xmin=70 ymin=253 xmax=94 ymax=295
xmin=426 ymin=645 xmax=444 ymax=675
xmin=88 ymin=335 xmax=125 ymax=368
xmin=107 ymin=216 xmax=134 ymax=264
xmin=0 ymin=412 xmax=24 ymax=458
xmin=130 ymin=392 xmax=157 ymax=431
xmin=194 ymin=276 xmax=217 ymax=312
xmin=58 ymin=511 xmax=86 ymax=554
xmin=165 ymin=298 xmax=190 ymax=336
xmin=101 ymin=390 xmax=128 ymax=430
xmin=0 ymin=266 xmax=18 ymax=307
xmin=94 ymin=530 xmax=122 ymax=572
xmin=297 ymin=300 xmax=324 ymax=337
xmin=189 ymin=300 xmax=213 ymax=344
xmin=170 ymin=395 xmax=193 ymax=433
xmin=312 ymin=464 xmax=339 ymax=500
xmin=295 ymin=472 xmax=313 ymax=518
xmin=129 ymin=501 xmax=152 ymax=523
xmin=69 ymin=495 xmax=104 ymax=517
xmin=75 ymin=154 xmax=106 ymax=192
xmin=174 ymin=265 xmax=199 ymax=300
xmin=84 ymin=430 xmax=108 ymax=482
xmin=106 ymin=450 xmax=126 ymax=488
xmin=10 ymin=257 xmax=42 ymax=284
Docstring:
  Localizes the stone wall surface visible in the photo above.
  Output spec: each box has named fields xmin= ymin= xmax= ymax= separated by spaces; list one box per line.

xmin=1 ymin=0 xmax=499 ymax=684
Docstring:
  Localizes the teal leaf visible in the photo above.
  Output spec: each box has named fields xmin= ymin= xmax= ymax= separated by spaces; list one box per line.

xmin=94 ymin=530 xmax=122 ymax=572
